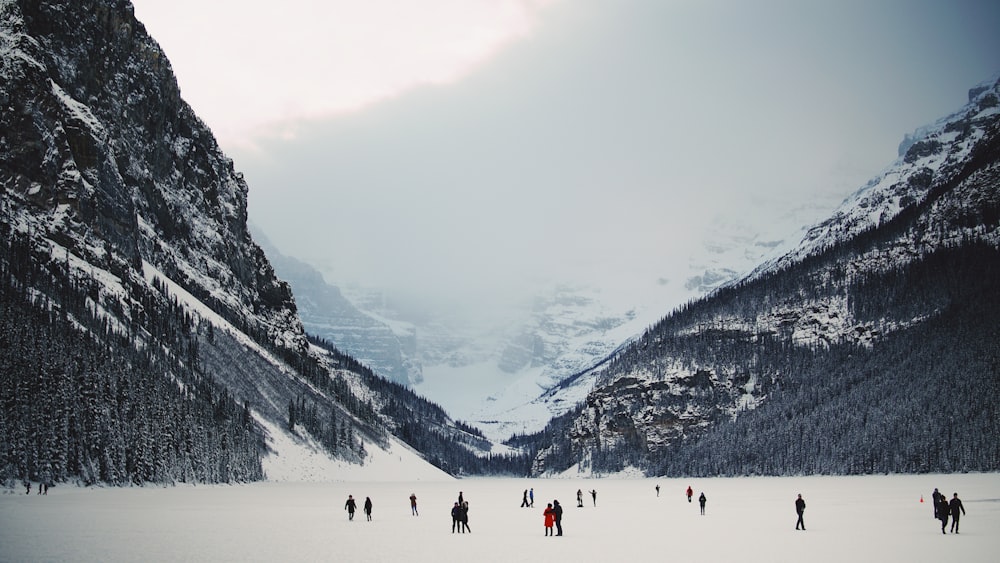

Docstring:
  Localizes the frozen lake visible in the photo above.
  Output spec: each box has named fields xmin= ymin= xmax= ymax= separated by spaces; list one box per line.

xmin=2 ymin=473 xmax=998 ymax=562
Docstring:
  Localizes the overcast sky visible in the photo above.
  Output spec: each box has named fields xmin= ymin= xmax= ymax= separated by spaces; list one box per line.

xmin=133 ymin=0 xmax=1000 ymax=320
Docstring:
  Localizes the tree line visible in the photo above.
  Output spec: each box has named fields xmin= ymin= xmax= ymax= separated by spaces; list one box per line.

xmin=0 ymin=229 xmax=264 ymax=486
xmin=514 ymin=238 xmax=1000 ymax=476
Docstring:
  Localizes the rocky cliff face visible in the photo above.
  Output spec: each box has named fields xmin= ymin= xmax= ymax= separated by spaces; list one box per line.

xmin=1 ymin=0 xmax=305 ymax=353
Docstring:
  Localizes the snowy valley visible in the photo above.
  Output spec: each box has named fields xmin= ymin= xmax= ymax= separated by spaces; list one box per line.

xmin=1 ymin=0 xmax=998 ymax=494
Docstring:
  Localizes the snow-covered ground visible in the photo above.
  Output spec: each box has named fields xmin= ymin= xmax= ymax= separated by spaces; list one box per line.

xmin=2 ymin=472 xmax=996 ymax=562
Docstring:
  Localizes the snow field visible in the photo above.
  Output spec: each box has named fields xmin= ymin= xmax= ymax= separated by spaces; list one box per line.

xmin=1 ymin=473 xmax=997 ymax=562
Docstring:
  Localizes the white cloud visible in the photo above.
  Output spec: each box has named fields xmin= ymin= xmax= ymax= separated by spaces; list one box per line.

xmin=133 ymin=0 xmax=561 ymax=149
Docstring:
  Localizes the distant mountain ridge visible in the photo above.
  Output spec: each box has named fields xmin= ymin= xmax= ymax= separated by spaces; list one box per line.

xmin=252 ymin=227 xmax=418 ymax=387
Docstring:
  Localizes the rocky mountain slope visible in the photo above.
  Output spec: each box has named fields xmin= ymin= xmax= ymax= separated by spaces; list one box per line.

xmin=522 ymin=76 xmax=1000 ymax=476
xmin=252 ymin=228 xmax=419 ymax=387
xmin=0 ymin=0 xmax=508 ymax=485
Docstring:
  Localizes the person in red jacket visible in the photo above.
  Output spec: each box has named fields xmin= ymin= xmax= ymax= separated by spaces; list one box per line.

xmin=686 ymin=486 xmax=694 ymax=503
xmin=543 ymin=503 xmax=555 ymax=536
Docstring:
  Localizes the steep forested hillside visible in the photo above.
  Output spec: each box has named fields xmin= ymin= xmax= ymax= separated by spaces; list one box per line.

xmin=0 ymin=228 xmax=265 ymax=485
xmin=1 ymin=0 xmax=526 ymax=486
xmin=517 ymin=78 xmax=1000 ymax=477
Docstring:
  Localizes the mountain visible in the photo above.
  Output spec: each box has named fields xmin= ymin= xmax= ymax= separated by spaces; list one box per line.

xmin=252 ymin=227 xmax=418 ymax=387
xmin=0 ymin=0 xmax=520 ymax=485
xmin=266 ymin=211 xmax=828 ymax=443
xmin=520 ymin=75 xmax=1000 ymax=476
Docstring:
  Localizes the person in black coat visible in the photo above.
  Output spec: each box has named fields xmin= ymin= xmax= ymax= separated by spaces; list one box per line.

xmin=937 ymin=495 xmax=950 ymax=534
xmin=345 ymin=495 xmax=357 ymax=521
xmin=552 ymin=500 xmax=564 ymax=536
xmin=794 ymin=494 xmax=806 ymax=530
xmin=451 ymin=502 xmax=461 ymax=533
xmin=931 ymin=488 xmax=942 ymax=519
xmin=364 ymin=497 xmax=373 ymax=521
xmin=698 ymin=492 xmax=707 ymax=515
xmin=948 ymin=493 xmax=966 ymax=533
xmin=460 ymin=501 xmax=471 ymax=533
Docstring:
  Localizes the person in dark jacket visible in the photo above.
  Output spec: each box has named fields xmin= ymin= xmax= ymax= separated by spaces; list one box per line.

xmin=410 ymin=493 xmax=418 ymax=516
xmin=794 ymin=494 xmax=806 ymax=530
xmin=451 ymin=502 xmax=461 ymax=533
xmin=460 ymin=501 xmax=471 ymax=533
xmin=521 ymin=489 xmax=530 ymax=508
xmin=363 ymin=497 xmax=373 ymax=521
xmin=937 ymin=495 xmax=950 ymax=534
xmin=553 ymin=499 xmax=564 ymax=536
xmin=698 ymin=492 xmax=707 ymax=515
xmin=931 ymin=488 xmax=942 ymax=519
xmin=345 ymin=495 xmax=357 ymax=521
xmin=948 ymin=493 xmax=966 ymax=533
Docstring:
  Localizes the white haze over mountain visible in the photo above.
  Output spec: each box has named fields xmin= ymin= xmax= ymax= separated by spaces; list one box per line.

xmin=134 ymin=0 xmax=1000 ymax=330
xmin=137 ymin=0 xmax=1000 ymax=326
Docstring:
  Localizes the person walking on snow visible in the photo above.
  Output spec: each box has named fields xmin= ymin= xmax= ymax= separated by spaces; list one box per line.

xmin=553 ymin=499 xmax=564 ymax=536
xmin=543 ymin=503 xmax=556 ymax=536
xmin=931 ymin=488 xmax=942 ymax=519
xmin=577 ymin=489 xmax=584 ymax=507
xmin=529 ymin=487 xmax=534 ymax=507
xmin=590 ymin=489 xmax=597 ymax=506
xmin=410 ymin=493 xmax=418 ymax=516
xmin=699 ymin=492 xmax=707 ymax=515
xmin=363 ymin=497 xmax=373 ymax=521
xmin=795 ymin=494 xmax=806 ymax=530
xmin=345 ymin=495 xmax=357 ymax=521
xmin=686 ymin=486 xmax=694 ymax=503
xmin=656 ymin=484 xmax=660 ymax=497
xmin=522 ymin=489 xmax=530 ymax=507
xmin=949 ymin=493 xmax=966 ymax=533
xmin=937 ymin=495 xmax=951 ymax=534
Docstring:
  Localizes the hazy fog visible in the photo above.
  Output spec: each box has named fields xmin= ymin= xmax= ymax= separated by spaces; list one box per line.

xmin=135 ymin=0 xmax=1000 ymax=322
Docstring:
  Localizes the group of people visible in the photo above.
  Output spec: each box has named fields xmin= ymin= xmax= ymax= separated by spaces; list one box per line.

xmin=22 ymin=480 xmax=50 ymax=495
xmin=542 ymin=499 xmax=563 ymax=536
xmin=657 ymin=484 xmax=707 ymax=514
xmin=340 ymin=485 xmax=967 ymax=537
xmin=520 ymin=488 xmax=534 ymax=507
xmin=931 ymin=488 xmax=966 ymax=534
xmin=343 ymin=495 xmax=374 ymax=521
xmin=575 ymin=489 xmax=596 ymax=507
xmin=452 ymin=491 xmax=471 ymax=533
xmin=684 ymin=485 xmax=707 ymax=515
xmin=344 ymin=492 xmax=421 ymax=521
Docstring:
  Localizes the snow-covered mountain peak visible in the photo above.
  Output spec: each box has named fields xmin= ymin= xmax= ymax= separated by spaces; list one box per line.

xmin=751 ymin=75 xmax=1000 ymax=278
